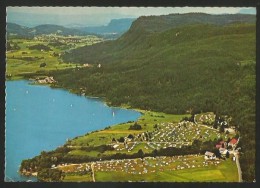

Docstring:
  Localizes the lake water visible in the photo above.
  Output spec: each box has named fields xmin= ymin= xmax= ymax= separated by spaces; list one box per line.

xmin=5 ymin=80 xmax=141 ymax=182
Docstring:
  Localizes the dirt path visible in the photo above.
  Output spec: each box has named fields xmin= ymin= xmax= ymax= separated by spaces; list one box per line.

xmin=91 ymin=162 xmax=95 ymax=182
xmin=234 ymin=151 xmax=242 ymax=182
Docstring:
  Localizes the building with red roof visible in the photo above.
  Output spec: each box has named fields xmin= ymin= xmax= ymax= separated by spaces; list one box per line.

xmin=228 ymin=138 xmax=238 ymax=147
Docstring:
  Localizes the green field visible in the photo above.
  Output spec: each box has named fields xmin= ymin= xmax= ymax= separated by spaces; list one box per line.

xmin=63 ymin=174 xmax=92 ymax=182
xmin=6 ymin=35 xmax=104 ymax=79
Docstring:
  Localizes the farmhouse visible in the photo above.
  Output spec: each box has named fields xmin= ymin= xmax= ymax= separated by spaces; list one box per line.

xmin=204 ymin=151 xmax=216 ymax=160
xmin=228 ymin=138 xmax=238 ymax=148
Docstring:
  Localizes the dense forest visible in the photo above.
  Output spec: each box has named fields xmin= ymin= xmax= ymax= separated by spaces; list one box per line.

xmin=24 ymin=13 xmax=255 ymax=181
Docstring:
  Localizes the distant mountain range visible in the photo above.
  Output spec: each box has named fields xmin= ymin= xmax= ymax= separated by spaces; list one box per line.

xmin=6 ymin=23 xmax=86 ymax=37
xmin=6 ymin=18 xmax=136 ymax=39
xmin=78 ymin=18 xmax=136 ymax=38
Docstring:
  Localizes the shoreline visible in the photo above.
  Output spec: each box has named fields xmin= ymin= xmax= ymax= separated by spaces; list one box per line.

xmin=6 ymin=77 xmax=146 ymax=114
xmin=9 ymin=78 xmax=144 ymax=180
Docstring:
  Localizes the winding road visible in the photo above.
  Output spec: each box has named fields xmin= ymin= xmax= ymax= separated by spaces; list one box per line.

xmin=234 ymin=151 xmax=242 ymax=182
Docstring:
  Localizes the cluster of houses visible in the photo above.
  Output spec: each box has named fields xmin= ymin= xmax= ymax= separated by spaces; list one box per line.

xmin=204 ymin=137 xmax=239 ymax=161
xmin=36 ymin=76 xmax=56 ymax=84
xmin=34 ymin=35 xmax=81 ymax=43
xmin=33 ymin=34 xmax=103 ymax=46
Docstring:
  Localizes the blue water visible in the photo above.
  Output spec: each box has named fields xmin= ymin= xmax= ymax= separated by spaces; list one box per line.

xmin=5 ymin=80 xmax=141 ymax=182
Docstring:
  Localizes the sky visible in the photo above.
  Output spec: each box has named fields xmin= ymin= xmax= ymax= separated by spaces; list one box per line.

xmin=7 ymin=7 xmax=256 ymax=27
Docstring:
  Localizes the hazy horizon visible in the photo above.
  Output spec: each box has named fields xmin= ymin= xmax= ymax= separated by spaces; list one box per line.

xmin=7 ymin=7 xmax=256 ymax=27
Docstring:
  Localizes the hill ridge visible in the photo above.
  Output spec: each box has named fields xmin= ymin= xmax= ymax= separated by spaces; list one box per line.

xmin=7 ymin=18 xmax=136 ymax=38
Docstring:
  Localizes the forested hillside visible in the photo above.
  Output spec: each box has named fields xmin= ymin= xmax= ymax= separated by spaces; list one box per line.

xmin=7 ymin=23 xmax=88 ymax=37
xmin=63 ymin=13 xmax=255 ymax=64
xmin=46 ymin=13 xmax=255 ymax=181
xmin=6 ymin=23 xmax=33 ymax=38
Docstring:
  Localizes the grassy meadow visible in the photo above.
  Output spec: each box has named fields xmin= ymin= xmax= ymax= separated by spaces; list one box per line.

xmin=6 ymin=35 xmax=104 ymax=79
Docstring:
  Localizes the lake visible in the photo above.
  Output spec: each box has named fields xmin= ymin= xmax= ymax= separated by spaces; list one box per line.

xmin=5 ymin=80 xmax=141 ymax=182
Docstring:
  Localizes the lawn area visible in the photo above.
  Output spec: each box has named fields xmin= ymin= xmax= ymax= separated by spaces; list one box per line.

xmin=68 ymin=149 xmax=100 ymax=157
xmin=7 ymin=39 xmax=73 ymax=77
xmin=63 ymin=174 xmax=92 ymax=182
xmin=70 ymin=131 xmax=130 ymax=147
xmin=137 ymin=111 xmax=189 ymax=131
